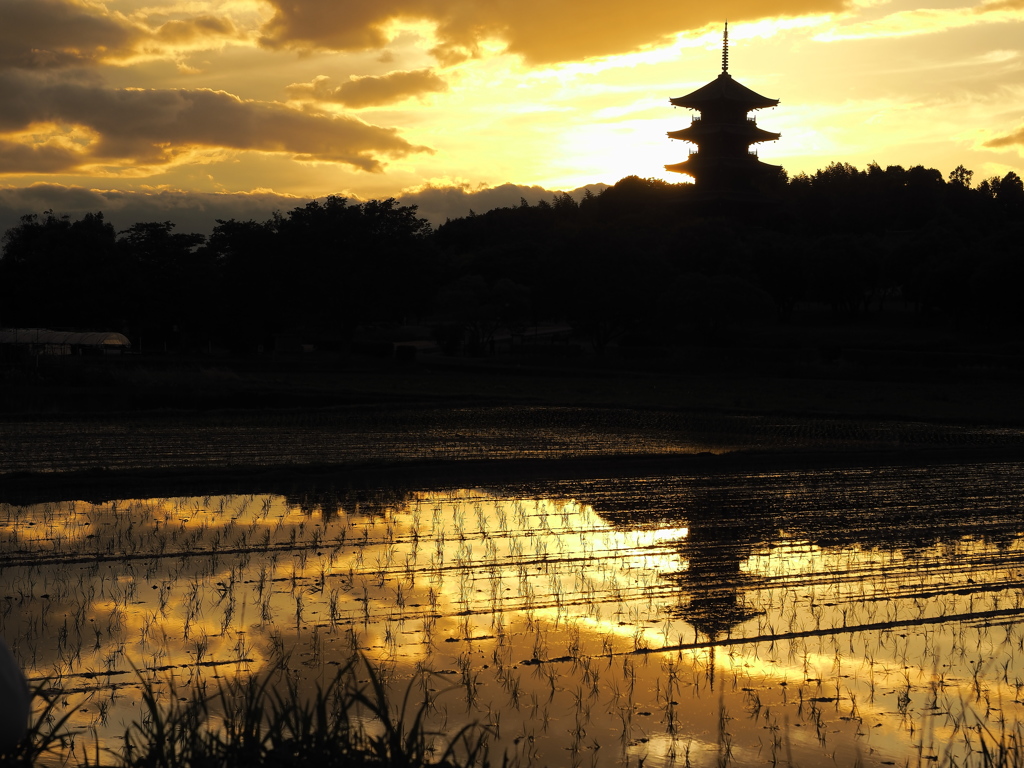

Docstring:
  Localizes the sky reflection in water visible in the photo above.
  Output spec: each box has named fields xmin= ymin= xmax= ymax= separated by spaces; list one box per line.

xmin=3 ymin=463 xmax=1024 ymax=767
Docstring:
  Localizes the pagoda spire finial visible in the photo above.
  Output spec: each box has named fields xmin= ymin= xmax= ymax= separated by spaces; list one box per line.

xmin=722 ymin=21 xmax=729 ymax=73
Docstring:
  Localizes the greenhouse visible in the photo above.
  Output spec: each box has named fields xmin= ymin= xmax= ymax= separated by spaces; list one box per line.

xmin=0 ymin=329 xmax=131 ymax=355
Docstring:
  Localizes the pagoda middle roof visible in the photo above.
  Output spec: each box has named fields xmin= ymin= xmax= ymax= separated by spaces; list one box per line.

xmin=670 ymin=73 xmax=779 ymax=111
xmin=668 ymin=122 xmax=781 ymax=143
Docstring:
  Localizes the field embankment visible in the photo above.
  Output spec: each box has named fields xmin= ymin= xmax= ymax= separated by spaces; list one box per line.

xmin=5 ymin=351 xmax=1024 ymax=505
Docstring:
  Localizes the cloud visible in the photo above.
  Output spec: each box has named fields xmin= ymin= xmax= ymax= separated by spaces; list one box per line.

xmin=985 ymin=126 xmax=1024 ymax=148
xmin=258 ymin=0 xmax=847 ymax=65
xmin=0 ymin=140 xmax=83 ymax=173
xmin=287 ymin=70 xmax=449 ymax=108
xmin=976 ymin=0 xmax=1024 ymax=11
xmin=0 ymin=72 xmax=433 ymax=174
xmin=817 ymin=0 xmax=1024 ymax=41
xmin=152 ymin=15 xmax=240 ymax=47
xmin=398 ymin=181 xmax=609 ymax=224
xmin=0 ymin=181 xmax=609 ymax=238
xmin=0 ymin=0 xmax=248 ymax=72
xmin=0 ymin=0 xmax=143 ymax=70
xmin=0 ymin=184 xmax=306 ymax=236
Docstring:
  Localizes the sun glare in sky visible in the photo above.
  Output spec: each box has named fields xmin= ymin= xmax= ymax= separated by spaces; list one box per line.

xmin=0 ymin=0 xmax=1021 ymax=227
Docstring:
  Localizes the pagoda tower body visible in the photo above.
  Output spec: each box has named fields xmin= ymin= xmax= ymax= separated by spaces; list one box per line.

xmin=666 ymin=24 xmax=781 ymax=196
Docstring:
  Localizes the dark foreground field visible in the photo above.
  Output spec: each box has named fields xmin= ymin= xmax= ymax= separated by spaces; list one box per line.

xmin=7 ymin=349 xmax=1024 ymax=768
xmin=4 ymin=347 xmax=1024 ymax=503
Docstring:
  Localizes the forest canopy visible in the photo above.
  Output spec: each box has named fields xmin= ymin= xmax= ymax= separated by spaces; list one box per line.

xmin=1 ymin=162 xmax=1022 ymax=355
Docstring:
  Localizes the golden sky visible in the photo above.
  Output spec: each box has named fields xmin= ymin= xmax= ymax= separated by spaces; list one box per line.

xmin=0 ymin=0 xmax=1021 ymax=227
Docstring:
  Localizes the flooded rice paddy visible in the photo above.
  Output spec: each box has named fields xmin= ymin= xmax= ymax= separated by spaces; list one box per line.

xmin=5 ymin=459 xmax=1024 ymax=766
xmin=4 ymin=405 xmax=1024 ymax=475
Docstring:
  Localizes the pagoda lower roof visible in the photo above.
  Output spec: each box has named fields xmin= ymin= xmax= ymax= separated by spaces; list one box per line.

xmin=665 ymin=155 xmax=782 ymax=175
xmin=670 ymin=73 xmax=778 ymax=111
xmin=668 ymin=122 xmax=780 ymax=143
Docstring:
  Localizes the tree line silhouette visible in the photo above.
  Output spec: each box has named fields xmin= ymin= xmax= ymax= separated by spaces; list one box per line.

xmin=1 ymin=161 xmax=1022 ymax=357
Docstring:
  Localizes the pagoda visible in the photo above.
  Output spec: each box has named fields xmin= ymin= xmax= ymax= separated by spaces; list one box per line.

xmin=665 ymin=24 xmax=781 ymax=196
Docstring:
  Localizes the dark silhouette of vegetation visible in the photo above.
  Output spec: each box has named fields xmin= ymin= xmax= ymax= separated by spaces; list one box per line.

xmin=4 ymin=657 xmax=494 ymax=768
xmin=1 ymin=162 xmax=1023 ymax=364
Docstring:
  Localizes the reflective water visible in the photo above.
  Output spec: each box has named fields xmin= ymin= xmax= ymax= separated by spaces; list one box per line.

xmin=3 ymin=460 xmax=1024 ymax=766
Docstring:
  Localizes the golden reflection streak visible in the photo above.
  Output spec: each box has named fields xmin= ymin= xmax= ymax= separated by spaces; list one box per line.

xmin=2 ymin=489 xmax=1023 ymax=768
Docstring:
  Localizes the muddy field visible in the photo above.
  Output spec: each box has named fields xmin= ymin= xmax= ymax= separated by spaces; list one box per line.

xmin=4 ymin=448 xmax=1024 ymax=767
xmin=4 ymin=405 xmax=1024 ymax=480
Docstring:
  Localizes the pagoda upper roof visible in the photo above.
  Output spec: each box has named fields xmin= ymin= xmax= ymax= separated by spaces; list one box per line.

xmin=670 ymin=73 xmax=779 ymax=111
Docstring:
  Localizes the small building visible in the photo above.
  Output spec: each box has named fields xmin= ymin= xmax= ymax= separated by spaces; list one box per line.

xmin=0 ymin=329 xmax=131 ymax=356
xmin=666 ymin=23 xmax=781 ymax=197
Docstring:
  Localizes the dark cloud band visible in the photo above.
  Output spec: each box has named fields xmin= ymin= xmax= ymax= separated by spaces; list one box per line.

xmin=0 ymin=73 xmax=432 ymax=174
xmin=0 ymin=181 xmax=606 ymax=236
xmin=985 ymin=126 xmax=1024 ymax=148
xmin=0 ymin=0 xmax=141 ymax=70
xmin=258 ymin=0 xmax=848 ymax=64
xmin=287 ymin=70 xmax=449 ymax=108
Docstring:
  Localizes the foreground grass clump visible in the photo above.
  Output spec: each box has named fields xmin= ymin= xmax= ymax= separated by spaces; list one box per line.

xmin=0 ymin=686 xmax=78 ymax=768
xmin=2 ymin=658 xmax=495 ymax=768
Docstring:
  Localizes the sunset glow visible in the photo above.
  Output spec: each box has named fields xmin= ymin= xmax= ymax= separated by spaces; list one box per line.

xmin=1 ymin=0 xmax=1022 ymax=227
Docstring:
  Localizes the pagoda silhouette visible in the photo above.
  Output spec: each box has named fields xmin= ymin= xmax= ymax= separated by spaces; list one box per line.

xmin=666 ymin=23 xmax=781 ymax=198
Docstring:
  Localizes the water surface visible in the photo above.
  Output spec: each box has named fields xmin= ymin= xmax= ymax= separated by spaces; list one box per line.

xmin=3 ymin=460 xmax=1024 ymax=766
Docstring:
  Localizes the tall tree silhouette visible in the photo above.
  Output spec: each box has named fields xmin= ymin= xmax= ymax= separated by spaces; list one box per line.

xmin=118 ymin=221 xmax=208 ymax=351
xmin=268 ymin=197 xmax=433 ymax=349
xmin=0 ymin=212 xmax=122 ymax=330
